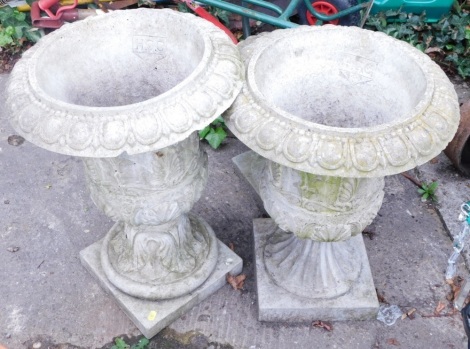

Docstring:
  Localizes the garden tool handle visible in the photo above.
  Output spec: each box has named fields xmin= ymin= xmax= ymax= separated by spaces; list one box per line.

xmin=38 ymin=0 xmax=78 ymax=19
xmin=55 ymin=0 xmax=78 ymax=17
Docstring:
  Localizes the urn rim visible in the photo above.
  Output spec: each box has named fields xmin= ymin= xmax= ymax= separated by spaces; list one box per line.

xmin=225 ymin=26 xmax=460 ymax=178
xmin=6 ymin=9 xmax=244 ymax=157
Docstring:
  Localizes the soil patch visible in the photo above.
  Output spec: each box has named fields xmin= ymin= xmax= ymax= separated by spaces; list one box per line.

xmin=0 ymin=48 xmax=24 ymax=73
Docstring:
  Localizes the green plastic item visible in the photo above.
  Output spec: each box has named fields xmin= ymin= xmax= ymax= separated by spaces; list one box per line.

xmin=369 ymin=0 xmax=454 ymax=22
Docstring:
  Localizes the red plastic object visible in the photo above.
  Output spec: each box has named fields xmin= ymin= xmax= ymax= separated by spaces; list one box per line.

xmin=31 ymin=2 xmax=80 ymax=28
xmin=39 ymin=0 xmax=78 ymax=19
xmin=180 ymin=0 xmax=238 ymax=44
xmin=38 ymin=0 xmax=59 ymax=10
xmin=31 ymin=0 xmax=79 ymax=28
xmin=306 ymin=1 xmax=339 ymax=25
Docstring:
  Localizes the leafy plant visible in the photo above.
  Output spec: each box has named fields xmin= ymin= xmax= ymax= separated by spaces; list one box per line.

xmin=365 ymin=6 xmax=470 ymax=79
xmin=199 ymin=116 xmax=228 ymax=149
xmin=204 ymin=5 xmax=230 ymax=26
xmin=417 ymin=181 xmax=439 ymax=202
xmin=137 ymin=0 xmax=156 ymax=7
xmin=0 ymin=5 xmax=42 ymax=50
xmin=111 ymin=338 xmax=128 ymax=349
xmin=111 ymin=337 xmax=150 ymax=349
xmin=177 ymin=2 xmax=230 ymax=26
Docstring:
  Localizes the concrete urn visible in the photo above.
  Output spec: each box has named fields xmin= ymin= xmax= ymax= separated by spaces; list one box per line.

xmin=5 ymin=9 xmax=244 ymax=337
xmin=225 ymin=26 xmax=460 ymax=321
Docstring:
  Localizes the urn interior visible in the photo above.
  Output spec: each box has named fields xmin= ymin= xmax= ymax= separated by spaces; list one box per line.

xmin=33 ymin=14 xmax=206 ymax=107
xmin=252 ymin=30 xmax=429 ymax=128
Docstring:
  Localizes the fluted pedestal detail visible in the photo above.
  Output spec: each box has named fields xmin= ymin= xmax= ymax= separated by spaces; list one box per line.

xmin=264 ymin=230 xmax=362 ymax=299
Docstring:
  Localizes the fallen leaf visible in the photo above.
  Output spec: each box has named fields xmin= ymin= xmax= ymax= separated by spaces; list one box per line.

xmin=401 ymin=308 xmax=416 ymax=320
xmin=226 ymin=273 xmax=246 ymax=290
xmin=430 ymin=157 xmax=439 ymax=164
xmin=425 ymin=36 xmax=433 ymax=47
xmin=229 ymin=242 xmax=235 ymax=251
xmin=386 ymin=338 xmax=400 ymax=346
xmin=447 ymin=284 xmax=461 ymax=301
xmin=447 ymin=276 xmax=463 ymax=301
xmin=435 ymin=301 xmax=446 ymax=314
xmin=7 ymin=246 xmax=19 ymax=253
xmin=7 ymin=135 xmax=25 ymax=146
xmin=312 ymin=320 xmax=333 ymax=331
xmin=425 ymin=47 xmax=443 ymax=54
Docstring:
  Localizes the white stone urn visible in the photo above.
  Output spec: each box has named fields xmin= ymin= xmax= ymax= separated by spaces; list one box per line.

xmin=225 ymin=26 xmax=460 ymax=321
xmin=5 ymin=9 xmax=244 ymax=337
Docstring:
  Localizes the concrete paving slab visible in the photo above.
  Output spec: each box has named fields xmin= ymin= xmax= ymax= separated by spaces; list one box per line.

xmin=417 ymin=154 xmax=470 ymax=281
xmin=1 ymin=71 xmax=470 ymax=349
xmin=80 ymin=238 xmax=242 ymax=338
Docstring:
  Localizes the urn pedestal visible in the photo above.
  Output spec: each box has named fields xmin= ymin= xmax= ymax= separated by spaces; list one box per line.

xmin=5 ymin=9 xmax=244 ymax=337
xmin=225 ymin=26 xmax=460 ymax=321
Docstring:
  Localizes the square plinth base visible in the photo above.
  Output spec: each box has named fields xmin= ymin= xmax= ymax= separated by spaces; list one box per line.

xmin=254 ymin=218 xmax=379 ymax=322
xmin=80 ymin=238 xmax=243 ymax=338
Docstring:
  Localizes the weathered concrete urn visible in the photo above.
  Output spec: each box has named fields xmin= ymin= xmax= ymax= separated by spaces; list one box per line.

xmin=5 ymin=9 xmax=244 ymax=337
xmin=225 ymin=26 xmax=460 ymax=321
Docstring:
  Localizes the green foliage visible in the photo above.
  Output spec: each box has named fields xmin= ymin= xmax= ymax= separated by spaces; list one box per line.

xmin=138 ymin=0 xmax=156 ymax=7
xmin=417 ymin=181 xmax=439 ymax=202
xmin=176 ymin=2 xmax=190 ymax=13
xmin=0 ymin=6 xmax=42 ymax=50
xmin=199 ymin=116 xmax=227 ymax=149
xmin=111 ymin=338 xmax=129 ymax=349
xmin=111 ymin=337 xmax=150 ymax=349
xmin=206 ymin=6 xmax=230 ymax=26
xmin=177 ymin=2 xmax=230 ymax=26
xmin=365 ymin=6 xmax=470 ymax=79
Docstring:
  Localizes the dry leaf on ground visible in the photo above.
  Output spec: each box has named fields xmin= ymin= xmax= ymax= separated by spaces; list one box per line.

xmin=446 ymin=276 xmax=463 ymax=301
xmin=425 ymin=47 xmax=443 ymax=54
xmin=312 ymin=320 xmax=333 ymax=331
xmin=435 ymin=301 xmax=446 ymax=314
xmin=386 ymin=338 xmax=400 ymax=346
xmin=229 ymin=242 xmax=235 ymax=251
xmin=401 ymin=308 xmax=416 ymax=320
xmin=226 ymin=273 xmax=246 ymax=290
